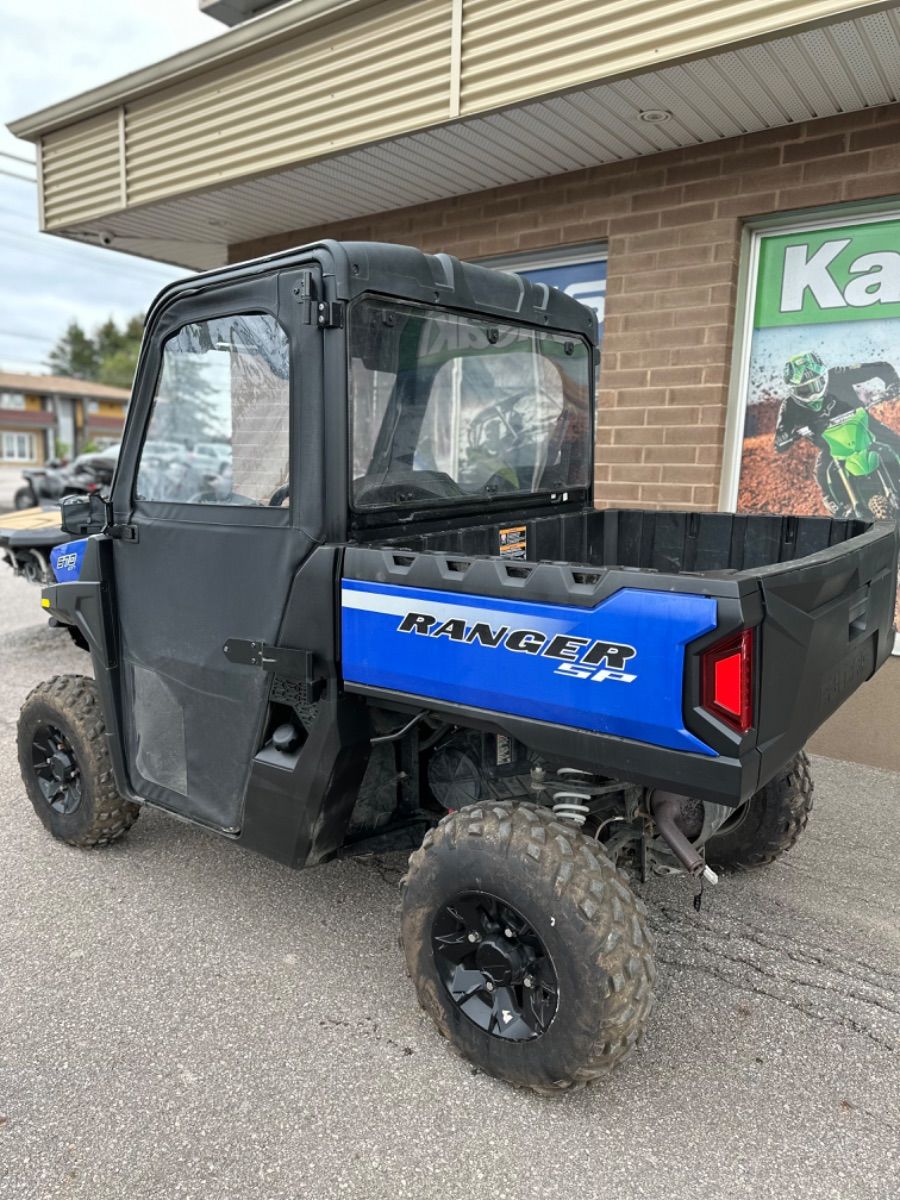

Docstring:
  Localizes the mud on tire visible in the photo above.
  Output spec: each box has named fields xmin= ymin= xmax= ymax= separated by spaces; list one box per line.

xmin=706 ymin=751 xmax=814 ymax=872
xmin=18 ymin=675 xmax=140 ymax=848
xmin=400 ymin=801 xmax=656 ymax=1093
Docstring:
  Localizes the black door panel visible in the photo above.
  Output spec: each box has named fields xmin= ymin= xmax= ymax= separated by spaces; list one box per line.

xmin=109 ymin=266 xmax=322 ymax=831
xmin=114 ymin=522 xmax=313 ymax=829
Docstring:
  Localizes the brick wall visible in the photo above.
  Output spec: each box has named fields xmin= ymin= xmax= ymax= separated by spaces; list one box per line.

xmin=232 ymin=103 xmax=900 ymax=510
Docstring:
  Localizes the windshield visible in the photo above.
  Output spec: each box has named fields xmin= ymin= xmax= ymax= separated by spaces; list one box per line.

xmin=349 ymin=298 xmax=592 ymax=510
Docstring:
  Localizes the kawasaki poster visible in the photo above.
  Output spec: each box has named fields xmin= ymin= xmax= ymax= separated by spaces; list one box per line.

xmin=733 ymin=214 xmax=900 ymax=652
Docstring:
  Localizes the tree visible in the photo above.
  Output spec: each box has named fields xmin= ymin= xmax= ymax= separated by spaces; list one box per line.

xmin=48 ymin=320 xmax=99 ymax=380
xmin=94 ymin=317 xmax=125 ymax=360
xmin=149 ymin=354 xmax=222 ymax=445
xmin=47 ymin=314 xmax=145 ymax=386
xmin=96 ymin=349 xmax=139 ymax=388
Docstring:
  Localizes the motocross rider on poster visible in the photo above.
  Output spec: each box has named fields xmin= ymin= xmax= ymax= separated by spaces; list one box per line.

xmin=774 ymin=351 xmax=900 ymax=515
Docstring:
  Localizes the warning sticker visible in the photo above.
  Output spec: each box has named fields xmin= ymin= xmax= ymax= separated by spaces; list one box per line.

xmin=498 ymin=525 xmax=527 ymax=561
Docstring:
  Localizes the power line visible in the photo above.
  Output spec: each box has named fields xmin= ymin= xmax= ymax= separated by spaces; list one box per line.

xmin=0 ymin=329 xmax=58 ymax=344
xmin=0 ymin=204 xmax=37 ymax=222
xmin=0 ymin=224 xmax=183 ymax=270
xmin=0 ymin=150 xmax=36 ymax=167
xmin=0 ymin=169 xmax=36 ymax=183
xmin=0 ymin=232 xmax=183 ymax=283
xmin=0 ymin=359 xmax=53 ymax=371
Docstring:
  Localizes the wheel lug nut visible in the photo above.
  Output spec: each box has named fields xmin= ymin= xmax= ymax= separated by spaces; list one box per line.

xmin=485 ymin=981 xmax=494 ymax=992
xmin=467 ymin=932 xmax=480 ymax=943
xmin=523 ymin=975 xmax=534 ymax=989
xmin=504 ymin=927 xmax=514 ymax=938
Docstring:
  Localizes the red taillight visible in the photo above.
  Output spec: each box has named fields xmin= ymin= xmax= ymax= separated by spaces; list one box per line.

xmin=701 ymin=629 xmax=754 ymax=733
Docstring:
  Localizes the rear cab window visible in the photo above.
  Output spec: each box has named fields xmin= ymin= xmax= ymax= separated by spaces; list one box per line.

xmin=349 ymin=298 xmax=592 ymax=511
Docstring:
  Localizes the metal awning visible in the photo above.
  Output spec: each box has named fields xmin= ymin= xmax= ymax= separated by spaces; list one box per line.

xmin=9 ymin=0 xmax=899 ymax=270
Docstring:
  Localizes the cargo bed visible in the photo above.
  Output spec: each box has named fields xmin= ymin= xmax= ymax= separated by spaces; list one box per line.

xmin=341 ymin=508 xmax=898 ymax=805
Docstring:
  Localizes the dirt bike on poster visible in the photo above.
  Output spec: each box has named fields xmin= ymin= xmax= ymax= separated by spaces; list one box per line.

xmin=795 ymin=401 xmax=900 ymax=521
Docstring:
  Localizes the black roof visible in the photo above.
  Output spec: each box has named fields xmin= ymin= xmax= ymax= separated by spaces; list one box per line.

xmin=146 ymin=239 xmax=599 ymax=344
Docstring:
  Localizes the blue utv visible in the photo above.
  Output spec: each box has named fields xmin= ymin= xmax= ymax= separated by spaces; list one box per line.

xmin=20 ymin=242 xmax=898 ymax=1092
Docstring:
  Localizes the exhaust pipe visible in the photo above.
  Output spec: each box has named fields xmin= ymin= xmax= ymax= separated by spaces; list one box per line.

xmin=651 ymin=791 xmax=718 ymax=884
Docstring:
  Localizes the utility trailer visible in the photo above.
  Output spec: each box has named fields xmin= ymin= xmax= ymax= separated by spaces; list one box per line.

xmin=21 ymin=241 xmax=897 ymax=1092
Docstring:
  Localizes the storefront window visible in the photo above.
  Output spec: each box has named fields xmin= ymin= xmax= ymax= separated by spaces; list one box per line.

xmin=485 ymin=250 xmax=607 ymax=343
xmin=727 ymin=212 xmax=900 ymax=652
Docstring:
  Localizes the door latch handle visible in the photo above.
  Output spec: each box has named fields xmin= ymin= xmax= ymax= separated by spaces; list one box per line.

xmin=223 ymin=638 xmax=324 ymax=698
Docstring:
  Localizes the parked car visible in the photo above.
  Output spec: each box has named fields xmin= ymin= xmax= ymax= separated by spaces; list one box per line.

xmin=190 ymin=441 xmax=232 ymax=472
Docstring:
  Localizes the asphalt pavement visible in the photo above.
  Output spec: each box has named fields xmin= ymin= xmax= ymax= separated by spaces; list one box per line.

xmin=0 ymin=566 xmax=898 ymax=1200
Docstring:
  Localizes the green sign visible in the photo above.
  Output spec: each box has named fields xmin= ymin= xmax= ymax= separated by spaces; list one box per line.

xmin=755 ymin=217 xmax=900 ymax=328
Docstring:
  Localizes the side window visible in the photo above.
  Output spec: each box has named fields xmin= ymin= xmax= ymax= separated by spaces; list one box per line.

xmin=136 ymin=312 xmax=290 ymax=507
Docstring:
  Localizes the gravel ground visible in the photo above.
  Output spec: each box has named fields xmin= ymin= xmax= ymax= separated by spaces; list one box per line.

xmin=0 ymin=567 xmax=898 ymax=1200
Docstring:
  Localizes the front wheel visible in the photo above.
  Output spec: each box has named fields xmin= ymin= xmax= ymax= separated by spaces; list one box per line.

xmin=401 ymin=802 xmax=656 ymax=1093
xmin=17 ymin=675 xmax=140 ymax=848
xmin=13 ymin=485 xmax=35 ymax=510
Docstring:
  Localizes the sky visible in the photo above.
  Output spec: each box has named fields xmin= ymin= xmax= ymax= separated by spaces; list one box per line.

xmin=0 ymin=0 xmax=228 ymax=375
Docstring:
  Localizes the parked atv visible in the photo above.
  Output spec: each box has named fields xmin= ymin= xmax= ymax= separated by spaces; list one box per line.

xmin=13 ymin=458 xmax=68 ymax=509
xmin=19 ymin=242 xmax=898 ymax=1093
xmin=13 ymin=444 xmax=119 ymax=510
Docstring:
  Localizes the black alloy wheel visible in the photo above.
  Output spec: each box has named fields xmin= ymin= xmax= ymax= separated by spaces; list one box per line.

xmin=431 ymin=890 xmax=558 ymax=1041
xmin=18 ymin=675 xmax=141 ymax=848
xmin=31 ymin=723 xmax=83 ymax=815
xmin=402 ymin=802 xmax=656 ymax=1091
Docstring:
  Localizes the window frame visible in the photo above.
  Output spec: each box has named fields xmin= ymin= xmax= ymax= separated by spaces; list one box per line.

xmin=346 ymin=293 xmax=595 ymax=517
xmin=1 ymin=431 xmax=36 ymax=461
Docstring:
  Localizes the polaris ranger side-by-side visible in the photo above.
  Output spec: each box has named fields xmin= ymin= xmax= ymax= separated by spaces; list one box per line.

xmin=20 ymin=242 xmax=898 ymax=1092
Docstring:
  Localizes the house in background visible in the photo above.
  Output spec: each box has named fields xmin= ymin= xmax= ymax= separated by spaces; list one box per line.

xmin=0 ymin=372 xmax=130 ymax=465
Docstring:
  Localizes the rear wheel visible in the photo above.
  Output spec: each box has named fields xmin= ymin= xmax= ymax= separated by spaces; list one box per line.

xmin=401 ymin=801 xmax=655 ymax=1093
xmin=13 ymin=485 xmax=35 ymax=510
xmin=706 ymin=751 xmax=813 ymax=871
xmin=18 ymin=675 xmax=140 ymax=848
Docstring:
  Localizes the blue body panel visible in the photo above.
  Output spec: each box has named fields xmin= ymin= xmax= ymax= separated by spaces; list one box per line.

xmin=50 ymin=539 xmax=88 ymax=583
xmin=341 ymin=580 xmax=718 ymax=756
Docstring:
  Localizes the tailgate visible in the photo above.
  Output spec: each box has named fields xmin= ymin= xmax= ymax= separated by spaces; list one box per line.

xmin=754 ymin=522 xmax=898 ymax=783
xmin=339 ymin=547 xmax=760 ymax=805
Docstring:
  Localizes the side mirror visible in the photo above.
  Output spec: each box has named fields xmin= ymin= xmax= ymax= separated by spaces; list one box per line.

xmin=60 ymin=492 xmax=109 ymax=536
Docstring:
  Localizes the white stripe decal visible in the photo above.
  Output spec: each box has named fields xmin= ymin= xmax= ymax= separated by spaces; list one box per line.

xmin=341 ymin=585 xmax=573 ymax=635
